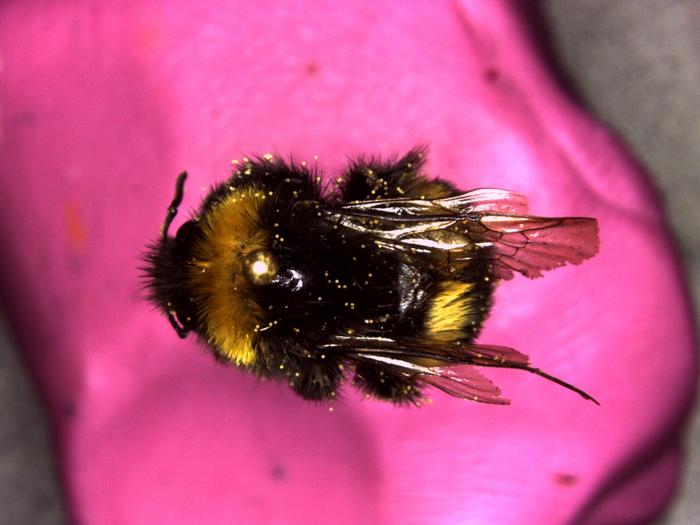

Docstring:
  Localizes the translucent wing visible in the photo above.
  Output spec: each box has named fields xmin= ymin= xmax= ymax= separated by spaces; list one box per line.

xmin=328 ymin=188 xmax=599 ymax=280
xmin=353 ymin=353 xmax=510 ymax=405
xmin=473 ymin=215 xmax=599 ymax=279
xmin=320 ymin=335 xmax=598 ymax=404
xmin=428 ymin=188 xmax=530 ymax=215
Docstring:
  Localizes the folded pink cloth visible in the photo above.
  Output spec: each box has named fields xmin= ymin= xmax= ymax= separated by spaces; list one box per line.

xmin=0 ymin=1 xmax=695 ymax=524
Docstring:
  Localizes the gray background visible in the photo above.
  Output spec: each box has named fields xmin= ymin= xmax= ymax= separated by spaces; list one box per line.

xmin=0 ymin=1 xmax=698 ymax=523
xmin=541 ymin=2 xmax=700 ymax=523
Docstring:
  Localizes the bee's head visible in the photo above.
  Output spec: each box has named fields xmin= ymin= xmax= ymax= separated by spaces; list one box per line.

xmin=143 ymin=173 xmax=199 ymax=337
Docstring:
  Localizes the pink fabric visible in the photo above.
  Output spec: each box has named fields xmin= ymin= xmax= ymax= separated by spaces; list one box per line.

xmin=0 ymin=1 xmax=695 ymax=524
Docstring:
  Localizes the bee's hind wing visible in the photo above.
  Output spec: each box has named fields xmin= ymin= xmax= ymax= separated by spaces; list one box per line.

xmin=353 ymin=352 xmax=510 ymax=405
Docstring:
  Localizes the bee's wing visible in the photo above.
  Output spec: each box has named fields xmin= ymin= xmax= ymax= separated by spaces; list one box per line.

xmin=418 ymin=188 xmax=531 ymax=215
xmin=353 ymin=352 xmax=510 ymax=404
xmin=331 ymin=188 xmax=599 ymax=280
xmin=320 ymin=335 xmax=598 ymax=404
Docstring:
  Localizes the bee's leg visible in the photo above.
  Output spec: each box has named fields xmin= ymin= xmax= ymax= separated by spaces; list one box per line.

xmin=166 ymin=311 xmax=190 ymax=338
xmin=341 ymin=146 xmax=456 ymax=201
xmin=279 ymin=352 xmax=345 ymax=402
xmin=353 ymin=363 xmax=423 ymax=405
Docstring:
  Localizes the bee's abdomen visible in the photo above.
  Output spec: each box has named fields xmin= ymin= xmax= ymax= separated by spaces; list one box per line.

xmin=422 ymin=268 xmax=493 ymax=342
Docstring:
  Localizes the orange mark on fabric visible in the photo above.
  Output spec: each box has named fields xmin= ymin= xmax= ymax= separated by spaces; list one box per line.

xmin=63 ymin=203 xmax=86 ymax=250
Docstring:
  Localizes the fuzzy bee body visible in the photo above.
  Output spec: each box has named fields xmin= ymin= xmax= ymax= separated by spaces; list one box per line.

xmin=144 ymin=148 xmax=600 ymax=405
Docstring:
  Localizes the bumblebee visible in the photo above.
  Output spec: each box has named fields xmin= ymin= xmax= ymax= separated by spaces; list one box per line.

xmin=143 ymin=148 xmax=600 ymax=405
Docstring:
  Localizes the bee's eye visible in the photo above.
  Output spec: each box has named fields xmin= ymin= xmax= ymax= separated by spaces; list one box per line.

xmin=245 ymin=251 xmax=279 ymax=285
xmin=175 ymin=220 xmax=200 ymax=257
xmin=175 ymin=220 xmax=194 ymax=239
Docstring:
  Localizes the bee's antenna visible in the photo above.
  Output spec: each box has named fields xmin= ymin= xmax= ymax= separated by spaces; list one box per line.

xmin=161 ymin=172 xmax=188 ymax=239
